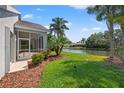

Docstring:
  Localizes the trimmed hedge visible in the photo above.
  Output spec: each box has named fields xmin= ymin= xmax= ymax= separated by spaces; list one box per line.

xmin=32 ymin=53 xmax=45 ymax=65
xmin=42 ymin=51 xmax=49 ymax=59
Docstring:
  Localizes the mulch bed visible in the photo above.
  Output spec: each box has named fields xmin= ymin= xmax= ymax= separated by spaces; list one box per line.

xmin=107 ymin=56 xmax=124 ymax=70
xmin=0 ymin=55 xmax=63 ymax=88
xmin=108 ymin=56 xmax=123 ymax=64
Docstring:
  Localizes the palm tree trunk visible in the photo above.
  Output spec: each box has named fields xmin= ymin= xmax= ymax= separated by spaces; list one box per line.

xmin=120 ymin=25 xmax=124 ymax=61
xmin=58 ymin=45 xmax=63 ymax=55
xmin=121 ymin=25 xmax=124 ymax=48
xmin=106 ymin=21 xmax=115 ymax=56
xmin=55 ymin=46 xmax=60 ymax=56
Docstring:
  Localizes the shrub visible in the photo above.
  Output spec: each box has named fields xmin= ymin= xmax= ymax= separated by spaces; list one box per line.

xmin=42 ymin=51 xmax=49 ymax=59
xmin=32 ymin=53 xmax=45 ymax=65
xmin=115 ymin=46 xmax=124 ymax=60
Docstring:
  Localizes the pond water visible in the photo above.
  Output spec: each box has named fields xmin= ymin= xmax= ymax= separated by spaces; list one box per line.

xmin=63 ymin=48 xmax=109 ymax=56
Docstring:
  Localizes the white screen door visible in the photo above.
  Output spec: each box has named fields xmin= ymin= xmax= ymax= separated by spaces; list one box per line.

xmin=18 ymin=39 xmax=30 ymax=60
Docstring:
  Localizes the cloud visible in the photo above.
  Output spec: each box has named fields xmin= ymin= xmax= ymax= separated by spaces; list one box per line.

xmin=81 ymin=28 xmax=89 ymax=31
xmin=81 ymin=27 xmax=103 ymax=38
xmin=69 ymin=5 xmax=90 ymax=10
xmin=66 ymin=22 xmax=72 ymax=28
xmin=92 ymin=27 xmax=101 ymax=31
xmin=22 ymin=14 xmax=42 ymax=19
xmin=44 ymin=25 xmax=49 ymax=29
xmin=81 ymin=27 xmax=102 ymax=32
xmin=22 ymin=14 xmax=33 ymax=19
xmin=36 ymin=8 xmax=45 ymax=11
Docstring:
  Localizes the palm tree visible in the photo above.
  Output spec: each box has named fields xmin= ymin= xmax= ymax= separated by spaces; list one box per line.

xmin=87 ymin=5 xmax=117 ymax=55
xmin=49 ymin=17 xmax=69 ymax=55
xmin=50 ymin=17 xmax=69 ymax=37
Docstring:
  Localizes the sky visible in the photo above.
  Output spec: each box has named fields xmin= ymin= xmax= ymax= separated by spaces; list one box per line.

xmin=16 ymin=5 xmax=108 ymax=43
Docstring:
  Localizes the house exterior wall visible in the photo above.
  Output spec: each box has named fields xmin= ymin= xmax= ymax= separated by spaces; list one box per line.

xmin=0 ymin=5 xmax=47 ymax=79
xmin=0 ymin=6 xmax=6 ymax=9
xmin=6 ymin=6 xmax=21 ymax=14
xmin=0 ymin=19 xmax=6 ymax=79
xmin=0 ymin=16 xmax=19 ymax=79
xmin=0 ymin=6 xmax=20 ymax=18
xmin=0 ymin=5 xmax=20 ymax=14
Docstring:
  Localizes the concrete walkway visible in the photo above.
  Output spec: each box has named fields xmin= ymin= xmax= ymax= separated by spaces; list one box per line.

xmin=9 ymin=60 xmax=31 ymax=73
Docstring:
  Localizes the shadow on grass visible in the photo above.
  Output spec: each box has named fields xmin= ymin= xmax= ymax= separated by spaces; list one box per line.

xmin=59 ymin=60 xmax=124 ymax=88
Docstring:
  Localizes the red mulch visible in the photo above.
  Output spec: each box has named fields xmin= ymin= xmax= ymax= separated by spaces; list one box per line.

xmin=0 ymin=55 xmax=63 ymax=88
xmin=108 ymin=56 xmax=123 ymax=64
xmin=107 ymin=56 xmax=124 ymax=70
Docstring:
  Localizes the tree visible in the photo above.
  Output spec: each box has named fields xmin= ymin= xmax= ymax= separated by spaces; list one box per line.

xmin=81 ymin=38 xmax=85 ymax=44
xmin=113 ymin=29 xmax=124 ymax=59
xmin=112 ymin=6 xmax=124 ymax=50
xmin=49 ymin=17 xmax=69 ymax=55
xmin=65 ymin=37 xmax=72 ymax=44
xmin=87 ymin=5 xmax=117 ymax=55
xmin=113 ymin=6 xmax=124 ymax=31
xmin=85 ymin=32 xmax=109 ymax=49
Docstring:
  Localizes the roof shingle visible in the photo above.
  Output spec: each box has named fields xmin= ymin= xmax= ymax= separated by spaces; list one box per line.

xmin=15 ymin=20 xmax=48 ymax=32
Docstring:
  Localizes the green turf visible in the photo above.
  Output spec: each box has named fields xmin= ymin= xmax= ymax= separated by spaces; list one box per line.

xmin=39 ymin=52 xmax=124 ymax=88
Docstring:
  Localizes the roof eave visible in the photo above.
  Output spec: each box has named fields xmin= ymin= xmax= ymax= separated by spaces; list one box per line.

xmin=15 ymin=25 xmax=48 ymax=33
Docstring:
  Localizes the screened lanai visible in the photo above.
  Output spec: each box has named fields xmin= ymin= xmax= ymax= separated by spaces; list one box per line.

xmin=15 ymin=20 xmax=48 ymax=60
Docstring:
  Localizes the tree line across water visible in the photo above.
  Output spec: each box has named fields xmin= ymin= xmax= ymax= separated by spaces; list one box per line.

xmin=70 ymin=29 xmax=123 ymax=51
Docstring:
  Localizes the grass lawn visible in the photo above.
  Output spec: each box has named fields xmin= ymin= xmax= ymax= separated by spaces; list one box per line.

xmin=39 ymin=52 xmax=124 ymax=88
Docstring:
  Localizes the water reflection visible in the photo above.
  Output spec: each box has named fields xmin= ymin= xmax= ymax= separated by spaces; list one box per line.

xmin=63 ymin=48 xmax=109 ymax=56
